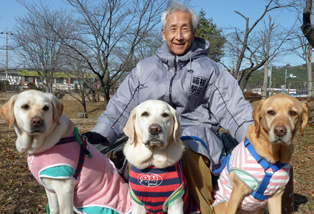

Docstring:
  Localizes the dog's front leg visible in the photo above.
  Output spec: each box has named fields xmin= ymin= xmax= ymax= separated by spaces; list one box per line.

xmin=42 ymin=177 xmax=77 ymax=214
xmin=267 ymin=187 xmax=285 ymax=214
xmin=168 ymin=191 xmax=184 ymax=214
xmin=45 ymin=189 xmax=59 ymax=214
xmin=132 ymin=200 xmax=147 ymax=214
xmin=225 ymin=172 xmax=251 ymax=214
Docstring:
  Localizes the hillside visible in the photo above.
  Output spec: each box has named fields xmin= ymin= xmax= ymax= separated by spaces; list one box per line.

xmin=247 ymin=64 xmax=310 ymax=85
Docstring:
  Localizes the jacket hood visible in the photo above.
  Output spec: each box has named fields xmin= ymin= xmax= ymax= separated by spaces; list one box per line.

xmin=155 ymin=37 xmax=210 ymax=68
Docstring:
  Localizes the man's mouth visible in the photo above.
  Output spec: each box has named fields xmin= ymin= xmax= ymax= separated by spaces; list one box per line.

xmin=173 ymin=43 xmax=185 ymax=46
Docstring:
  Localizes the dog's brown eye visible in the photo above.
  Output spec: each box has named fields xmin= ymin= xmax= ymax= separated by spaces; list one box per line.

xmin=267 ymin=110 xmax=275 ymax=115
xmin=290 ymin=110 xmax=297 ymax=116
xmin=43 ymin=106 xmax=49 ymax=111
xmin=141 ymin=112 xmax=149 ymax=117
xmin=162 ymin=113 xmax=170 ymax=118
xmin=21 ymin=104 xmax=29 ymax=110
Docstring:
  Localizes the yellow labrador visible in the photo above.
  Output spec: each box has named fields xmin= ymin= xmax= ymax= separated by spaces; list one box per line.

xmin=213 ymin=93 xmax=308 ymax=214
xmin=123 ymin=100 xmax=199 ymax=214
xmin=0 ymin=90 xmax=132 ymax=214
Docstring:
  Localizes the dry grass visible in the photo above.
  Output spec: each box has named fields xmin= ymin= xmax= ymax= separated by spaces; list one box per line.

xmin=0 ymin=98 xmax=313 ymax=213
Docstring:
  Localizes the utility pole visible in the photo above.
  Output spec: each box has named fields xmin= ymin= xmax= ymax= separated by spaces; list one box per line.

xmin=1 ymin=31 xmax=13 ymax=80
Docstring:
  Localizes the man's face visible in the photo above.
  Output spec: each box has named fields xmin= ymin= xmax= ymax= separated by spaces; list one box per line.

xmin=162 ymin=11 xmax=196 ymax=56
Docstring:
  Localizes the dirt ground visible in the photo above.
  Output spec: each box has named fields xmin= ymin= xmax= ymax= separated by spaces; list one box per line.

xmin=0 ymin=96 xmax=313 ymax=213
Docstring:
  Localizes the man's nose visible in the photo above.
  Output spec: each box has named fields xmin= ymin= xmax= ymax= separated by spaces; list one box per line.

xmin=175 ymin=29 xmax=183 ymax=39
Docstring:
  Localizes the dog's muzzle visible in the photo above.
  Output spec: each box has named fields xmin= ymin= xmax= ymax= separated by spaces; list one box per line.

xmin=30 ymin=116 xmax=45 ymax=133
xmin=274 ymin=125 xmax=287 ymax=137
xmin=149 ymin=123 xmax=162 ymax=135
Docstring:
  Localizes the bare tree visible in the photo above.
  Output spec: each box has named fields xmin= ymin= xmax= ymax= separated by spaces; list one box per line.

xmin=262 ymin=16 xmax=275 ymax=99
xmin=60 ymin=49 xmax=96 ymax=114
xmin=301 ymin=0 xmax=314 ymax=47
xmin=290 ymin=16 xmax=313 ymax=97
xmin=48 ymin=0 xmax=168 ymax=106
xmin=222 ymin=0 xmax=292 ymax=91
xmin=13 ymin=1 xmax=72 ymax=93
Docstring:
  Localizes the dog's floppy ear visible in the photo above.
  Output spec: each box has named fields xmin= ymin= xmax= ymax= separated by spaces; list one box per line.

xmin=300 ymin=102 xmax=308 ymax=136
xmin=123 ymin=107 xmax=137 ymax=144
xmin=0 ymin=95 xmax=17 ymax=127
xmin=170 ymin=107 xmax=182 ymax=144
xmin=253 ymin=100 xmax=264 ymax=137
xmin=49 ymin=94 xmax=63 ymax=125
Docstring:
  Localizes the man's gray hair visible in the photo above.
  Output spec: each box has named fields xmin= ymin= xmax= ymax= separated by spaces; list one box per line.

xmin=161 ymin=0 xmax=199 ymax=32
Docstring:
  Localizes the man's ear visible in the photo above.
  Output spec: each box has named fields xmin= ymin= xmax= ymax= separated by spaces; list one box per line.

xmin=192 ymin=29 xmax=196 ymax=39
xmin=49 ymin=94 xmax=63 ymax=125
xmin=123 ymin=108 xmax=137 ymax=145
xmin=161 ymin=28 xmax=166 ymax=41
xmin=253 ymin=100 xmax=264 ymax=137
xmin=0 ymin=95 xmax=17 ymax=127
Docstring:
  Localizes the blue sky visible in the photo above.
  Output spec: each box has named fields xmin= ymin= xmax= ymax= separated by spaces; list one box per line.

xmin=0 ymin=0 xmax=306 ymax=68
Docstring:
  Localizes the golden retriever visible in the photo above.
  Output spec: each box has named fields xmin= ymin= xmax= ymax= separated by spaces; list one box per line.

xmin=213 ymin=93 xmax=308 ymax=214
xmin=0 ymin=90 xmax=132 ymax=214
xmin=123 ymin=100 xmax=200 ymax=214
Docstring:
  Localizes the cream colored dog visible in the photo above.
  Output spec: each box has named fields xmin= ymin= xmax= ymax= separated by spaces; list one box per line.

xmin=0 ymin=90 xmax=72 ymax=154
xmin=123 ymin=100 xmax=183 ymax=170
xmin=123 ymin=100 xmax=199 ymax=214
xmin=0 ymin=90 xmax=132 ymax=214
xmin=213 ymin=94 xmax=308 ymax=214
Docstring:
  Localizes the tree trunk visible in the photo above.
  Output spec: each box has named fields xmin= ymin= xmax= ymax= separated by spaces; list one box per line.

xmin=238 ymin=69 xmax=253 ymax=91
xmin=262 ymin=61 xmax=269 ymax=99
xmin=306 ymin=44 xmax=313 ymax=97
xmin=101 ymin=86 xmax=110 ymax=107
xmin=302 ymin=0 xmax=314 ymax=47
xmin=91 ymin=90 xmax=96 ymax=102
xmin=81 ymin=88 xmax=87 ymax=113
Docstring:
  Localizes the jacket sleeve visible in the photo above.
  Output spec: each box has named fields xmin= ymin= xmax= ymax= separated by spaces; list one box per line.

xmin=91 ymin=68 xmax=140 ymax=144
xmin=208 ymin=65 xmax=254 ymax=143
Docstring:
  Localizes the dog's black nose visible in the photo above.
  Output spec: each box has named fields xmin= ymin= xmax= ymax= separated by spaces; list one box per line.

xmin=149 ymin=124 xmax=162 ymax=135
xmin=32 ymin=117 xmax=43 ymax=127
xmin=274 ymin=125 xmax=287 ymax=137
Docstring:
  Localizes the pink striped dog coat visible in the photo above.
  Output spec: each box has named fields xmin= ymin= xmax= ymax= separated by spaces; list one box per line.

xmin=213 ymin=140 xmax=291 ymax=211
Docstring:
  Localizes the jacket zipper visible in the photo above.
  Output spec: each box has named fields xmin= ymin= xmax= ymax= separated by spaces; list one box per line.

xmin=169 ymin=56 xmax=177 ymax=106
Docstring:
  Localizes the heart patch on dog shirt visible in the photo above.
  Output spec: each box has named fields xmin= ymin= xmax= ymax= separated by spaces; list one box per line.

xmin=137 ymin=173 xmax=163 ymax=187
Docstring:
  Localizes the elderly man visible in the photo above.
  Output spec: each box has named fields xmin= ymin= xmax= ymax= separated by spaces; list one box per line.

xmin=85 ymin=1 xmax=253 ymax=213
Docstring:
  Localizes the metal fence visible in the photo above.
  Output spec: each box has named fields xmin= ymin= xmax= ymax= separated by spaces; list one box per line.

xmin=245 ymin=81 xmax=314 ymax=98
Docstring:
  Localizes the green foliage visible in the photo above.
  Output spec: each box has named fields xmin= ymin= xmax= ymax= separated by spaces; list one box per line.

xmin=195 ymin=9 xmax=226 ymax=62
xmin=27 ymin=82 xmax=37 ymax=90
xmin=0 ymin=81 xmax=10 ymax=91
xmin=247 ymin=65 xmax=311 ymax=89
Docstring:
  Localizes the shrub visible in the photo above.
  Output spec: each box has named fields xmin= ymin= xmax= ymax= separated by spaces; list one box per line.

xmin=27 ymin=82 xmax=37 ymax=90
xmin=0 ymin=80 xmax=10 ymax=91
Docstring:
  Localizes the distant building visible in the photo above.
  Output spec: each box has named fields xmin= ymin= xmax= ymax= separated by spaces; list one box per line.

xmin=0 ymin=69 xmax=20 ymax=85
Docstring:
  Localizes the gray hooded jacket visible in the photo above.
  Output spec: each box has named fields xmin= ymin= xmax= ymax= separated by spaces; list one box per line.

xmin=92 ymin=37 xmax=253 ymax=171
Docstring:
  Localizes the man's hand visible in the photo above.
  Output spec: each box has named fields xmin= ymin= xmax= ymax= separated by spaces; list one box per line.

xmin=82 ymin=131 xmax=109 ymax=146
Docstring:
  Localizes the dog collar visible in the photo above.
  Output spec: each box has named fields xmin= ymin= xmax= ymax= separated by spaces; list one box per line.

xmin=244 ymin=138 xmax=287 ymax=200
